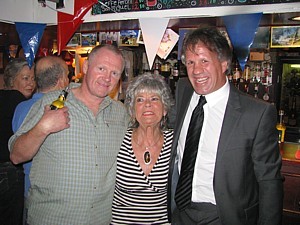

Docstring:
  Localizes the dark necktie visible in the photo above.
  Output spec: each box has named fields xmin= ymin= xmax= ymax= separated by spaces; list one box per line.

xmin=175 ymin=95 xmax=206 ymax=211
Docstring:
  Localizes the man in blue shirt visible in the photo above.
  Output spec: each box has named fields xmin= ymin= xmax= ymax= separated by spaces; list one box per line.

xmin=12 ymin=55 xmax=69 ymax=224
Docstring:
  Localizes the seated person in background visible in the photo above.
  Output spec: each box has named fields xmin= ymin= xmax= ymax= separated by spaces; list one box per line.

xmin=111 ymin=73 xmax=174 ymax=224
xmin=11 ymin=55 xmax=69 ymax=224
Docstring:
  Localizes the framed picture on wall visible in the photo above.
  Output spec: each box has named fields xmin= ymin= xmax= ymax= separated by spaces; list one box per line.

xmin=157 ymin=29 xmax=179 ymax=59
xmin=251 ymin=27 xmax=270 ymax=49
xmin=178 ymin=28 xmax=194 ymax=60
xmin=119 ymin=30 xmax=139 ymax=47
xmin=67 ymin=33 xmax=81 ymax=47
xmin=271 ymin=26 xmax=300 ymax=48
xmin=99 ymin=32 xmax=119 ymax=46
xmin=81 ymin=33 xmax=97 ymax=46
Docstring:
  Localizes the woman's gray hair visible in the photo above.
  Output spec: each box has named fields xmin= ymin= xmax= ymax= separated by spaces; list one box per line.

xmin=125 ymin=73 xmax=174 ymax=130
xmin=3 ymin=58 xmax=29 ymax=89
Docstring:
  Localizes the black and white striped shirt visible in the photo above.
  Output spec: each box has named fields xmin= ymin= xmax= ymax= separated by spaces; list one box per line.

xmin=111 ymin=129 xmax=173 ymax=224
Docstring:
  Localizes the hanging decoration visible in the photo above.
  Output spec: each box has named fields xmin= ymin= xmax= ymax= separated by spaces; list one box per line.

xmin=157 ymin=29 xmax=179 ymax=60
xmin=15 ymin=22 xmax=46 ymax=68
xmin=57 ymin=0 xmax=98 ymax=55
xmin=139 ymin=18 xmax=169 ymax=69
xmin=57 ymin=12 xmax=83 ymax=55
xmin=222 ymin=13 xmax=262 ymax=71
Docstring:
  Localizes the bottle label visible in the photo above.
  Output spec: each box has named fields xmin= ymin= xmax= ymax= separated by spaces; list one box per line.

xmin=50 ymin=89 xmax=69 ymax=110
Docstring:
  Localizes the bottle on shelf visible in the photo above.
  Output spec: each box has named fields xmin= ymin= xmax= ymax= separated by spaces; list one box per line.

xmin=160 ymin=62 xmax=171 ymax=78
xmin=173 ymin=62 xmax=179 ymax=82
xmin=253 ymin=76 xmax=259 ymax=98
xmin=267 ymin=65 xmax=273 ymax=84
xmin=254 ymin=63 xmax=261 ymax=83
xmin=232 ymin=61 xmax=241 ymax=86
xmin=50 ymin=88 xmax=69 ymax=110
xmin=263 ymin=62 xmax=272 ymax=84
xmin=276 ymin=109 xmax=286 ymax=144
xmin=153 ymin=62 xmax=161 ymax=75
xmin=244 ymin=64 xmax=251 ymax=83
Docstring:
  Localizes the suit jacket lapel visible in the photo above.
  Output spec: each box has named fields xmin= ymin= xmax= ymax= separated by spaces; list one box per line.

xmin=168 ymin=78 xmax=193 ymax=217
xmin=173 ymin=81 xmax=194 ymax=143
xmin=216 ymin=85 xmax=242 ymax=162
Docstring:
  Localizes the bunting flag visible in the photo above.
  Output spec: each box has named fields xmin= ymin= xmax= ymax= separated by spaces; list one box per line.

xmin=57 ymin=0 xmax=98 ymax=54
xmin=222 ymin=13 xmax=262 ymax=71
xmin=139 ymin=18 xmax=169 ymax=69
xmin=15 ymin=22 xmax=46 ymax=68
xmin=57 ymin=11 xmax=84 ymax=55
xmin=74 ymin=0 xmax=98 ymax=20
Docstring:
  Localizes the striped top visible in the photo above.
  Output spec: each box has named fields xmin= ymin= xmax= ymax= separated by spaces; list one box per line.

xmin=111 ymin=129 xmax=173 ymax=224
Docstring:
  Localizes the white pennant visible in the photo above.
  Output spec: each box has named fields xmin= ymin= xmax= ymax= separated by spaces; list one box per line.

xmin=139 ymin=18 xmax=169 ymax=69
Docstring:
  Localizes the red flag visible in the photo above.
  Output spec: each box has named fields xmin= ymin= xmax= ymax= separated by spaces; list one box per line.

xmin=57 ymin=0 xmax=98 ymax=54
xmin=57 ymin=11 xmax=83 ymax=54
xmin=74 ymin=0 xmax=98 ymax=21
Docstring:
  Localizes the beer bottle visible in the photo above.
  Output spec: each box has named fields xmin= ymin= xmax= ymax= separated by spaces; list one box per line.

xmin=173 ymin=62 xmax=179 ymax=82
xmin=50 ymin=88 xmax=69 ymax=110
xmin=276 ymin=110 xmax=286 ymax=143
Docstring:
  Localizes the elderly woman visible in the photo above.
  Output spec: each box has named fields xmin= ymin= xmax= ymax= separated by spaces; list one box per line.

xmin=2 ymin=58 xmax=36 ymax=98
xmin=111 ymin=73 xmax=174 ymax=224
xmin=0 ymin=58 xmax=35 ymax=225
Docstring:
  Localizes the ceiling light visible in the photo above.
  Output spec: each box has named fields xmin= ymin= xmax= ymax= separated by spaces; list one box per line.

xmin=289 ymin=16 xmax=300 ymax=21
xmin=291 ymin=64 xmax=300 ymax=68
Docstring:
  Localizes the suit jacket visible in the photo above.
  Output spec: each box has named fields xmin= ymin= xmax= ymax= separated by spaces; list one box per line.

xmin=167 ymin=78 xmax=283 ymax=225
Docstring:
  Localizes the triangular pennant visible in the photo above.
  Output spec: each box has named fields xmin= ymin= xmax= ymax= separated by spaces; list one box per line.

xmin=57 ymin=0 xmax=98 ymax=55
xmin=57 ymin=11 xmax=83 ymax=55
xmin=139 ymin=18 xmax=169 ymax=69
xmin=74 ymin=0 xmax=98 ymax=21
xmin=15 ymin=22 xmax=46 ymax=68
xmin=223 ymin=13 xmax=262 ymax=71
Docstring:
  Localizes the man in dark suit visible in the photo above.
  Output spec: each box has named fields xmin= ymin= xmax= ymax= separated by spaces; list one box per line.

xmin=167 ymin=26 xmax=283 ymax=225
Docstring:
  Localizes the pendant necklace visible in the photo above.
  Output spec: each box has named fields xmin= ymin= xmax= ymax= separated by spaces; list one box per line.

xmin=133 ymin=133 xmax=162 ymax=165
xmin=144 ymin=149 xmax=151 ymax=165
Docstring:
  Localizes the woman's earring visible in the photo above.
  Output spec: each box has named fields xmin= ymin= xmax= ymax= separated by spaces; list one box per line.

xmin=131 ymin=117 xmax=136 ymax=125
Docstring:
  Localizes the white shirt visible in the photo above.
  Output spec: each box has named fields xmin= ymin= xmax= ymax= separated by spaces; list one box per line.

xmin=177 ymin=80 xmax=230 ymax=204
